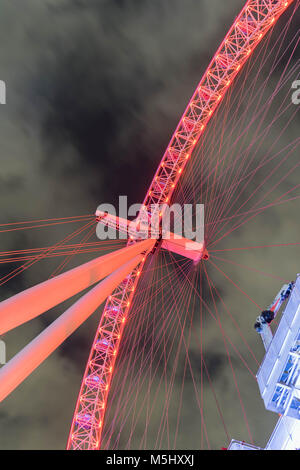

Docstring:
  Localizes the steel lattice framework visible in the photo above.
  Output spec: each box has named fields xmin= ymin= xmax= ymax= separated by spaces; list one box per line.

xmin=67 ymin=0 xmax=294 ymax=450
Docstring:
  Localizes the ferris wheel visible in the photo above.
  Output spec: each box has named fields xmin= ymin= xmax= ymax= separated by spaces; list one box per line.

xmin=0 ymin=0 xmax=299 ymax=450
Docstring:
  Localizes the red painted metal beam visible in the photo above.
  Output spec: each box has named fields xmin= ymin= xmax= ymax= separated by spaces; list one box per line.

xmin=0 ymin=238 xmax=154 ymax=335
xmin=0 ymin=254 xmax=147 ymax=403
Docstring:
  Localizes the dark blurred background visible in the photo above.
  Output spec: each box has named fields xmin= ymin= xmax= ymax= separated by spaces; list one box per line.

xmin=0 ymin=0 xmax=299 ymax=449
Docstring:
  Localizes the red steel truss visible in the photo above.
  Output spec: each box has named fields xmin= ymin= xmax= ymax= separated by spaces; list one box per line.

xmin=67 ymin=0 xmax=294 ymax=450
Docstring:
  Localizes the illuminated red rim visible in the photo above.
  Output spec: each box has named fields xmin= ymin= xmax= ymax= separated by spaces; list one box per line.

xmin=67 ymin=0 xmax=295 ymax=450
